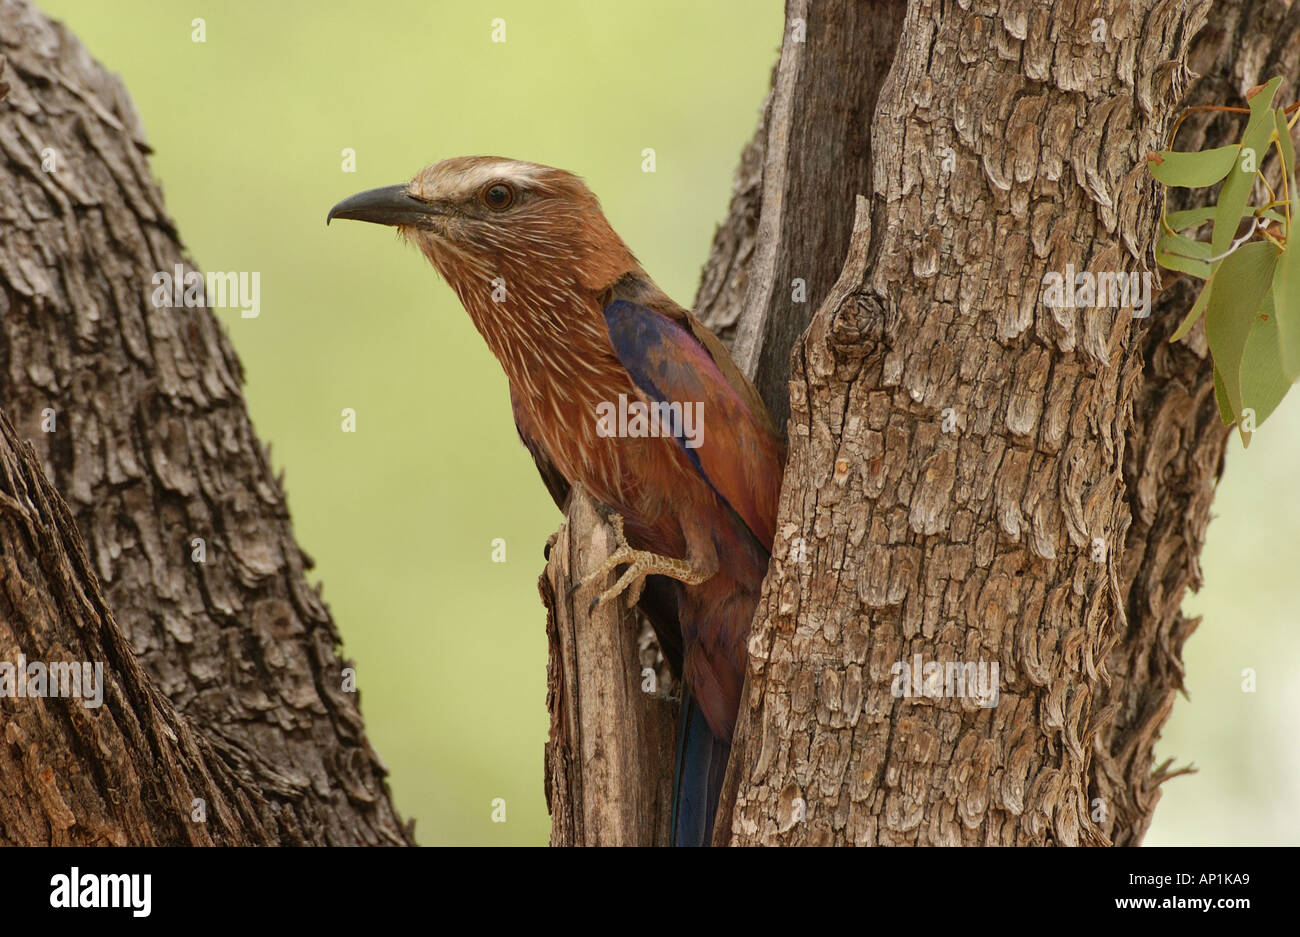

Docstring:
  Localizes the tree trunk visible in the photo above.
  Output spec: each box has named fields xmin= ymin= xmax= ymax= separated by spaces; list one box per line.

xmin=0 ymin=1 xmax=409 ymax=845
xmin=715 ymin=0 xmax=1296 ymax=846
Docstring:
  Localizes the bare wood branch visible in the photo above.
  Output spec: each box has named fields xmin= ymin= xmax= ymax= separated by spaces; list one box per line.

xmin=541 ymin=488 xmax=676 ymax=846
xmin=705 ymin=0 xmax=907 ymax=429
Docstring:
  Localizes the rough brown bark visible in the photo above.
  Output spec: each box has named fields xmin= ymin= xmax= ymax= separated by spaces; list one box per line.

xmin=0 ymin=0 xmax=409 ymax=845
xmin=1 ymin=410 xmax=253 ymax=844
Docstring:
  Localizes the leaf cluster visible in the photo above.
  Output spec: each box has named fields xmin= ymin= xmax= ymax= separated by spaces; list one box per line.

xmin=1149 ymin=77 xmax=1300 ymax=445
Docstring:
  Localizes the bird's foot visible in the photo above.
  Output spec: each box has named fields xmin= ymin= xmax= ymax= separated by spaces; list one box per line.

xmin=579 ymin=513 xmax=712 ymax=614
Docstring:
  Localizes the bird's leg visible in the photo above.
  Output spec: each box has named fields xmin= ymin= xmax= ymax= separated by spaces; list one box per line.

xmin=580 ymin=513 xmax=715 ymax=613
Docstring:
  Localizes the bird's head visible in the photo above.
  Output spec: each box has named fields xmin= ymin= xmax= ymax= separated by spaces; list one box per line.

xmin=327 ymin=156 xmax=638 ymax=304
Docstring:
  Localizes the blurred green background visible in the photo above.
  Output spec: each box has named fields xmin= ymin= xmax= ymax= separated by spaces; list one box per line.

xmin=36 ymin=0 xmax=1297 ymax=846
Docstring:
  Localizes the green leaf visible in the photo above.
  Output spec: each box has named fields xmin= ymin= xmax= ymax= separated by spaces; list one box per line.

xmin=1168 ymin=205 xmax=1282 ymax=232
xmin=1147 ymin=145 xmax=1241 ymax=188
xmin=1155 ymin=232 xmax=1213 ymax=278
xmin=1213 ymin=78 xmax=1283 ymax=258
xmin=1272 ymin=198 xmax=1300 ymax=378
xmin=1213 ymin=364 xmax=1234 ymax=426
xmin=1239 ymin=290 xmax=1293 ymax=443
xmin=1170 ymin=277 xmax=1214 ymax=343
xmin=1205 ymin=240 xmax=1280 ymax=430
xmin=1158 ymin=233 xmax=1212 ymax=258
xmin=1165 ymin=206 xmax=1219 ymax=231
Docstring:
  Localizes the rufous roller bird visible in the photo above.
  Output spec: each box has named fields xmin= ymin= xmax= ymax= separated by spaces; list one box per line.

xmin=327 ymin=157 xmax=785 ymax=845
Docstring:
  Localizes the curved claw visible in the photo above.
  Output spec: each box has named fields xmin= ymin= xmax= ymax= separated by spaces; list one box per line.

xmin=577 ymin=512 xmax=711 ymax=615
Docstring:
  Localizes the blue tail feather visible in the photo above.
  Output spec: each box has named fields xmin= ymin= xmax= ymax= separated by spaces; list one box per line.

xmin=670 ymin=688 xmax=730 ymax=846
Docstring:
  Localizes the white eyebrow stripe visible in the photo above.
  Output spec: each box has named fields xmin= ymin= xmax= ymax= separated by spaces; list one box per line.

xmin=455 ymin=161 xmax=550 ymax=194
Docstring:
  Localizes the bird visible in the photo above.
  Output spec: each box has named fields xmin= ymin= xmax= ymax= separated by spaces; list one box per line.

xmin=327 ymin=157 xmax=785 ymax=845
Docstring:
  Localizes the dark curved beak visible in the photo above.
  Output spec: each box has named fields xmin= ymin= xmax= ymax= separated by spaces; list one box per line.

xmin=326 ymin=184 xmax=437 ymax=227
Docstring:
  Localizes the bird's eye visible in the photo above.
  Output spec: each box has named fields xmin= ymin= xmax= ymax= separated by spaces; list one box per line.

xmin=482 ymin=182 xmax=515 ymax=211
